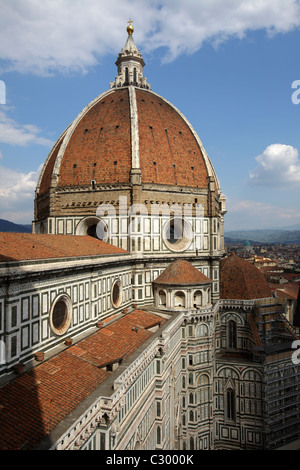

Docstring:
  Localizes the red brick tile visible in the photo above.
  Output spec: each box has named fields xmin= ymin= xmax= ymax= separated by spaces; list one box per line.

xmin=0 ymin=309 xmax=165 ymax=450
xmin=0 ymin=233 xmax=127 ymax=262
xmin=154 ymin=259 xmax=212 ymax=286
xmin=220 ymin=254 xmax=272 ymax=300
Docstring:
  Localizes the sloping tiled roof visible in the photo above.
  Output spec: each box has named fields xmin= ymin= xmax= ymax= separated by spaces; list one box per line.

xmin=0 ymin=233 xmax=127 ymax=262
xmin=220 ymin=254 xmax=272 ymax=300
xmin=153 ymin=259 xmax=212 ymax=286
xmin=274 ymin=282 xmax=300 ymax=300
xmin=0 ymin=309 xmax=165 ymax=450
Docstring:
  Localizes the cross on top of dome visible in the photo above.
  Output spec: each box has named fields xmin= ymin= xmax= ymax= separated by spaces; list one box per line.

xmin=127 ymin=19 xmax=134 ymax=35
xmin=110 ymin=22 xmax=151 ymax=90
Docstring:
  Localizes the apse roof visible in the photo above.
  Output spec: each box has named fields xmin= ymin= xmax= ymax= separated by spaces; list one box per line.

xmin=220 ymin=254 xmax=272 ymax=300
xmin=153 ymin=259 xmax=212 ymax=286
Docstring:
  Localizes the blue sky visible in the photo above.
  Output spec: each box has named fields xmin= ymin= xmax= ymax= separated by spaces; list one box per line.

xmin=0 ymin=0 xmax=300 ymax=231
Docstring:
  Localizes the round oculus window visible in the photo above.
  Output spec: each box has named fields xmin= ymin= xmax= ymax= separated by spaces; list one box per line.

xmin=111 ymin=279 xmax=122 ymax=309
xmin=163 ymin=217 xmax=193 ymax=252
xmin=76 ymin=217 xmax=108 ymax=241
xmin=50 ymin=295 xmax=72 ymax=336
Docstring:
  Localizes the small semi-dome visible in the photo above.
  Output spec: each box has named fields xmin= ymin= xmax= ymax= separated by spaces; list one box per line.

xmin=153 ymin=259 xmax=212 ymax=286
xmin=153 ymin=260 xmax=212 ymax=310
xmin=220 ymin=254 xmax=272 ymax=300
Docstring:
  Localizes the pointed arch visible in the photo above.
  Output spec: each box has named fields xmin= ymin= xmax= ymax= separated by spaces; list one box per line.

xmin=227 ymin=320 xmax=237 ymax=349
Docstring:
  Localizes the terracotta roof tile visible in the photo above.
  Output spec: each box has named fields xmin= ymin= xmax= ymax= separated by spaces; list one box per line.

xmin=0 ymin=233 xmax=127 ymax=262
xmin=57 ymin=89 xmax=132 ymax=189
xmin=220 ymin=254 xmax=272 ymax=300
xmin=136 ymin=89 xmax=209 ymax=188
xmin=38 ymin=88 xmax=212 ymax=195
xmin=153 ymin=259 xmax=212 ymax=286
xmin=0 ymin=309 xmax=165 ymax=450
xmin=274 ymin=282 xmax=300 ymax=300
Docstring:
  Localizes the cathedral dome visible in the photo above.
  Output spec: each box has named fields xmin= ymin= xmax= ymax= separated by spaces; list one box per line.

xmin=33 ymin=23 xmax=225 ymax=272
xmin=37 ymin=82 xmax=218 ymax=197
xmin=36 ymin=24 xmax=219 ymax=198
xmin=220 ymin=254 xmax=272 ymax=300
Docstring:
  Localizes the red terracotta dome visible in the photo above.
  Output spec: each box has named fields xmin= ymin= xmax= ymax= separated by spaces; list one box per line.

xmin=153 ymin=259 xmax=212 ymax=286
xmin=37 ymin=86 xmax=219 ymax=196
xmin=36 ymin=26 xmax=219 ymax=197
xmin=220 ymin=254 xmax=272 ymax=300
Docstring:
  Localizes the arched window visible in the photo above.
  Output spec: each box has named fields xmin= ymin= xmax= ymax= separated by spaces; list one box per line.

xmin=133 ymin=67 xmax=137 ymax=84
xmin=198 ymin=374 xmax=210 ymax=421
xmin=125 ymin=67 xmax=129 ymax=85
xmin=207 ymin=288 xmax=211 ymax=304
xmin=226 ymin=388 xmax=235 ymax=420
xmin=158 ymin=290 xmax=166 ymax=307
xmin=227 ymin=320 xmax=237 ymax=349
xmin=174 ymin=291 xmax=186 ymax=308
xmin=197 ymin=324 xmax=208 ymax=337
xmin=193 ymin=290 xmax=202 ymax=308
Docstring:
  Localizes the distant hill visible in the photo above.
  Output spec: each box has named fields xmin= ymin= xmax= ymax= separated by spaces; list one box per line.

xmin=0 ymin=219 xmax=31 ymax=233
xmin=225 ymin=229 xmax=300 ymax=244
xmin=268 ymin=223 xmax=300 ymax=231
xmin=224 ymin=236 xmax=264 ymax=245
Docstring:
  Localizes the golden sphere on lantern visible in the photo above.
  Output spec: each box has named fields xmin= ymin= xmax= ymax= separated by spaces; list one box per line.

xmin=127 ymin=20 xmax=134 ymax=35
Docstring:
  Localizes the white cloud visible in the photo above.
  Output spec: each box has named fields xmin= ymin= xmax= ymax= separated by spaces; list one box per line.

xmin=225 ymin=196 xmax=300 ymax=230
xmin=0 ymin=110 xmax=53 ymax=146
xmin=146 ymin=0 xmax=300 ymax=61
xmin=0 ymin=0 xmax=299 ymax=74
xmin=0 ymin=163 xmax=41 ymax=200
xmin=0 ymin=163 xmax=42 ymax=223
xmin=249 ymin=143 xmax=300 ymax=188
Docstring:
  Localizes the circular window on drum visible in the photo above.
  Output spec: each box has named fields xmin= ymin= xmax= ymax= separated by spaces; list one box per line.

xmin=163 ymin=217 xmax=193 ymax=252
xmin=111 ymin=279 xmax=122 ymax=309
xmin=76 ymin=216 xmax=108 ymax=241
xmin=50 ymin=294 xmax=72 ymax=336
